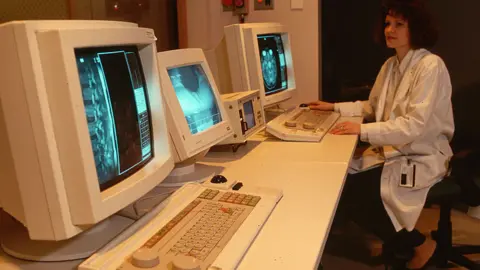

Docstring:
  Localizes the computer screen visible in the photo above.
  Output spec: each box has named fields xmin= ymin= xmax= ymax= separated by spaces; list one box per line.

xmin=223 ymin=23 xmax=295 ymax=107
xmin=75 ymin=46 xmax=154 ymax=191
xmin=257 ymin=34 xmax=288 ymax=96
xmin=243 ymin=100 xmax=256 ymax=131
xmin=167 ymin=64 xmax=222 ymax=135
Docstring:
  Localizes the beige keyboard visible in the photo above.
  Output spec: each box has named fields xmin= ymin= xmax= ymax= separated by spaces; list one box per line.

xmin=266 ymin=107 xmax=340 ymax=142
xmin=120 ymin=189 xmax=261 ymax=270
xmin=285 ymin=109 xmax=333 ymax=130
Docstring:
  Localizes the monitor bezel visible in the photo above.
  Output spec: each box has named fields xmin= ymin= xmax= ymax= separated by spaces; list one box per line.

xmin=157 ymin=49 xmax=233 ymax=162
xmin=35 ymin=27 xmax=174 ymax=226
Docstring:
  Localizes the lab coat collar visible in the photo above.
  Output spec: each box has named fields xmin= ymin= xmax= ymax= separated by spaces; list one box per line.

xmin=394 ymin=49 xmax=415 ymax=76
xmin=375 ymin=48 xmax=431 ymax=122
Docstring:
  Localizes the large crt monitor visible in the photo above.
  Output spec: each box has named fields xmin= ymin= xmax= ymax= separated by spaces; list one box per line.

xmin=157 ymin=48 xmax=233 ymax=186
xmin=224 ymin=23 xmax=296 ymax=107
xmin=0 ymin=20 xmax=173 ymax=261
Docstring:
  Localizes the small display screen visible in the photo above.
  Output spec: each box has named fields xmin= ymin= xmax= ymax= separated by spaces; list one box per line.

xmin=75 ymin=46 xmax=153 ymax=191
xmin=257 ymin=34 xmax=288 ymax=95
xmin=243 ymin=100 xmax=256 ymax=130
xmin=167 ymin=64 xmax=222 ymax=135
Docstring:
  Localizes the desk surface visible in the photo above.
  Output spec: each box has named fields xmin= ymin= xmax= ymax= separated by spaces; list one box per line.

xmin=0 ymin=117 xmax=360 ymax=270
xmin=218 ymin=161 xmax=351 ymax=270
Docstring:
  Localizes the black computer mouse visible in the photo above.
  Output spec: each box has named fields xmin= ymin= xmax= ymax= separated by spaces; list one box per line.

xmin=299 ymin=103 xmax=309 ymax=107
xmin=211 ymin=174 xmax=228 ymax=184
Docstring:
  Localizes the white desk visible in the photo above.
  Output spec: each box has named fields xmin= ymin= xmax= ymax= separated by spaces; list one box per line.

xmin=214 ymin=161 xmax=351 ymax=270
xmin=0 ymin=117 xmax=361 ymax=270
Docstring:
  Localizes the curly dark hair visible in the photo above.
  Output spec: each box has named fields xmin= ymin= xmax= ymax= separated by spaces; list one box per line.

xmin=375 ymin=0 xmax=438 ymax=49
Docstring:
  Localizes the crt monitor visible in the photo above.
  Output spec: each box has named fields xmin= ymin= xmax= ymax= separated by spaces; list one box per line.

xmin=0 ymin=20 xmax=173 ymax=261
xmin=156 ymin=48 xmax=233 ymax=186
xmin=224 ymin=23 xmax=296 ymax=107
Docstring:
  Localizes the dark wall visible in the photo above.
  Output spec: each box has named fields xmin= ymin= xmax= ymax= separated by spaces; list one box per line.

xmin=428 ymin=1 xmax=480 ymax=91
xmin=321 ymin=0 xmax=480 ymax=102
xmin=103 ymin=0 xmax=179 ymax=52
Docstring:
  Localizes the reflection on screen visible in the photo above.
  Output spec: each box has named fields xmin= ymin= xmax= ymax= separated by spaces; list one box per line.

xmin=167 ymin=65 xmax=222 ymax=135
xmin=257 ymin=34 xmax=288 ymax=95
xmin=243 ymin=100 xmax=256 ymax=130
xmin=75 ymin=46 xmax=153 ymax=191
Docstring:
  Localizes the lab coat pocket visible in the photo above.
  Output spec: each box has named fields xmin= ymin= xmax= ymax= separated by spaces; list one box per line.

xmin=382 ymin=156 xmax=438 ymax=190
xmin=383 ymin=156 xmax=415 ymax=189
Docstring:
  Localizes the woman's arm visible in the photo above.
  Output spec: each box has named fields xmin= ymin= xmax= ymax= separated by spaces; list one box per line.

xmin=361 ymin=56 xmax=445 ymax=146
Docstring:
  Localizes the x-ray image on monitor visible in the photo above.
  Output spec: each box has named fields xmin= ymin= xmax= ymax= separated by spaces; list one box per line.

xmin=75 ymin=46 xmax=153 ymax=191
xmin=257 ymin=34 xmax=288 ymax=95
xmin=168 ymin=65 xmax=222 ymax=135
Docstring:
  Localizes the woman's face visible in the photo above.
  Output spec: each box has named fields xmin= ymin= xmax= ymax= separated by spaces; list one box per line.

xmin=384 ymin=13 xmax=410 ymax=50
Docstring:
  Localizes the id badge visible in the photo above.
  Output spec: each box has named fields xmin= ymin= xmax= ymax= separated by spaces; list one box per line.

xmin=400 ymin=159 xmax=416 ymax=188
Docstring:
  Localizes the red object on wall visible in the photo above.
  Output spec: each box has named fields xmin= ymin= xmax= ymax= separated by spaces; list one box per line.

xmin=222 ymin=0 xmax=233 ymax=7
xmin=235 ymin=0 xmax=245 ymax=8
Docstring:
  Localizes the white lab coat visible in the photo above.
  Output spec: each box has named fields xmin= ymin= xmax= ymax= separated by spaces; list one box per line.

xmin=335 ymin=49 xmax=454 ymax=232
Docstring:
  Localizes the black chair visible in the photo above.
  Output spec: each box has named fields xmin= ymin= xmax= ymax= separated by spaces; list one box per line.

xmin=426 ymin=83 xmax=480 ymax=269
xmin=427 ymin=173 xmax=480 ymax=269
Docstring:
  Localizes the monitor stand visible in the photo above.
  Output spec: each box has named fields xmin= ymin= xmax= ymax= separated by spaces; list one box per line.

xmin=158 ymin=149 xmax=232 ymax=189
xmin=0 ymin=211 xmax=133 ymax=262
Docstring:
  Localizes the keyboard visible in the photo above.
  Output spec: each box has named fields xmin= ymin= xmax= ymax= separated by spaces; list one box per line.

xmin=266 ymin=106 xmax=340 ymax=142
xmin=79 ymin=184 xmax=282 ymax=270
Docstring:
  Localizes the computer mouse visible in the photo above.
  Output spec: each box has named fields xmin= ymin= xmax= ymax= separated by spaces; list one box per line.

xmin=299 ymin=103 xmax=309 ymax=107
xmin=211 ymin=174 xmax=228 ymax=184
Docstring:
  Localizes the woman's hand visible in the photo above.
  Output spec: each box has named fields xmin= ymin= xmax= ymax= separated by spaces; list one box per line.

xmin=308 ymin=100 xmax=334 ymax=111
xmin=330 ymin=121 xmax=361 ymax=135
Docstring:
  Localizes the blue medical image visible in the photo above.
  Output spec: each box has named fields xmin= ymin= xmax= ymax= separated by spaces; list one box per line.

xmin=257 ymin=34 xmax=288 ymax=95
xmin=243 ymin=100 xmax=256 ymax=130
xmin=75 ymin=46 xmax=153 ymax=191
xmin=167 ymin=65 xmax=222 ymax=135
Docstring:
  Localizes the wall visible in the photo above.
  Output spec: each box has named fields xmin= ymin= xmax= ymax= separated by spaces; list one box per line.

xmin=186 ymin=0 xmax=319 ymax=107
xmin=92 ymin=0 xmax=179 ymax=52
xmin=321 ymin=0 xmax=390 ymax=102
xmin=428 ymin=0 xmax=480 ymax=91
xmin=0 ymin=0 xmax=70 ymax=22
xmin=0 ymin=0 xmax=178 ymax=52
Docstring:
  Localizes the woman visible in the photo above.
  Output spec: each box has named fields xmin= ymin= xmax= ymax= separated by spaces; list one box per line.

xmin=311 ymin=0 xmax=454 ymax=268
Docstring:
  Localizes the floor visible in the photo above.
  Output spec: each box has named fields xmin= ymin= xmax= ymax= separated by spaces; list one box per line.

xmin=322 ymin=207 xmax=480 ymax=269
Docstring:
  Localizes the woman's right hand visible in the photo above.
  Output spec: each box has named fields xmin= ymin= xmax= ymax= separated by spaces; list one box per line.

xmin=308 ymin=100 xmax=334 ymax=111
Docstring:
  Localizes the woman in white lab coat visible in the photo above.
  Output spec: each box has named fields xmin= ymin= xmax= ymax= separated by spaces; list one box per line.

xmin=311 ymin=0 xmax=454 ymax=268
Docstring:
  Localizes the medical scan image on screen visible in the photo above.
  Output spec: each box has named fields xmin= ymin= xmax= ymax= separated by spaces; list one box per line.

xmin=243 ymin=100 xmax=256 ymax=131
xmin=75 ymin=46 xmax=153 ymax=191
xmin=167 ymin=64 xmax=222 ymax=135
xmin=257 ymin=34 xmax=288 ymax=95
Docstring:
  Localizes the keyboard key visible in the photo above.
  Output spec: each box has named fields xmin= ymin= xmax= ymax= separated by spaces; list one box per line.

xmin=189 ymin=250 xmax=200 ymax=256
xmin=200 ymin=248 xmax=211 ymax=256
xmin=180 ymin=247 xmax=191 ymax=254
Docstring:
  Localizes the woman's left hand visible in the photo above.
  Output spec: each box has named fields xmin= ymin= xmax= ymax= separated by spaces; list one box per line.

xmin=330 ymin=121 xmax=361 ymax=135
